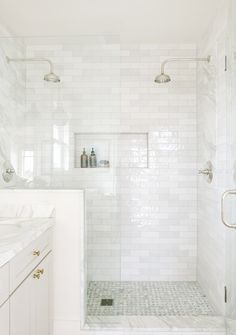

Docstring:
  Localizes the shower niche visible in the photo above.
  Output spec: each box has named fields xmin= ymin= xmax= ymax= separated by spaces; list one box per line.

xmin=74 ymin=132 xmax=149 ymax=169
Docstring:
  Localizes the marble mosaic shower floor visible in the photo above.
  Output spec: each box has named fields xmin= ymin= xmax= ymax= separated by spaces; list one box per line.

xmin=87 ymin=281 xmax=216 ymax=316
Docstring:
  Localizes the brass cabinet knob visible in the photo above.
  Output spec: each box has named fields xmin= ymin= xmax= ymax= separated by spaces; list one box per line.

xmin=33 ymin=250 xmax=40 ymax=256
xmin=33 ymin=268 xmax=44 ymax=279
xmin=33 ymin=273 xmax=41 ymax=279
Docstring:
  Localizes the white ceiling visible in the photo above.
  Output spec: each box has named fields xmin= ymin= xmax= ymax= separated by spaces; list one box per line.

xmin=0 ymin=0 xmax=223 ymax=43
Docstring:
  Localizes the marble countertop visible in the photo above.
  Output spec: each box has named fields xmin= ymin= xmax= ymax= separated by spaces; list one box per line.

xmin=0 ymin=218 xmax=53 ymax=268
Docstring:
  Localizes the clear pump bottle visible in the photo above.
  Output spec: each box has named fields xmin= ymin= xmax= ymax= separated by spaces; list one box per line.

xmin=89 ymin=148 xmax=97 ymax=168
xmin=80 ymin=148 xmax=88 ymax=168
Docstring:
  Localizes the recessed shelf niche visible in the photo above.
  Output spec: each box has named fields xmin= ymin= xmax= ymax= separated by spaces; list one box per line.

xmin=74 ymin=132 xmax=149 ymax=168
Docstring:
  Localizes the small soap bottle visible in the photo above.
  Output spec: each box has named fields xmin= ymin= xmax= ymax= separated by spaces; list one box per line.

xmin=80 ymin=148 xmax=88 ymax=168
xmin=89 ymin=148 xmax=97 ymax=168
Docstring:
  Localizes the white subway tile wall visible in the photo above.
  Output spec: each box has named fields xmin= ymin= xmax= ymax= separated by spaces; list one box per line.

xmin=25 ymin=40 xmax=197 ymax=281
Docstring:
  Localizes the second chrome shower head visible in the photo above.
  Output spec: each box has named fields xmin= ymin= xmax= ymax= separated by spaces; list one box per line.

xmin=155 ymin=55 xmax=211 ymax=84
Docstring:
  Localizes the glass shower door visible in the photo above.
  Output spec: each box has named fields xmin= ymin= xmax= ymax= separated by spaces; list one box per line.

xmin=224 ymin=1 xmax=236 ymax=333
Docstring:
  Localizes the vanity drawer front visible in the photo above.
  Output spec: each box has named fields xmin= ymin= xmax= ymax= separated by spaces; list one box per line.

xmin=0 ymin=263 xmax=9 ymax=306
xmin=10 ymin=229 xmax=52 ymax=293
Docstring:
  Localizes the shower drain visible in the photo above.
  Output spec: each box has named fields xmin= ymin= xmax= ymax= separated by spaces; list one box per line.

xmin=100 ymin=299 xmax=113 ymax=306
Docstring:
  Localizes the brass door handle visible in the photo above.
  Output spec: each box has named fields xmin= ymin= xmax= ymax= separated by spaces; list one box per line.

xmin=33 ymin=250 xmax=40 ymax=256
xmin=221 ymin=189 xmax=236 ymax=228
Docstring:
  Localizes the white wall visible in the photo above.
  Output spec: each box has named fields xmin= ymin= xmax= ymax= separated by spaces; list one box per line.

xmin=197 ymin=0 xmax=230 ymax=314
xmin=25 ymin=40 xmax=198 ymax=281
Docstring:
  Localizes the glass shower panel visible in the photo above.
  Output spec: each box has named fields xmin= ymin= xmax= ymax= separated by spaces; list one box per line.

xmin=0 ymin=37 xmax=26 ymax=187
xmin=76 ymin=39 xmax=123 ymax=327
xmin=225 ymin=0 xmax=236 ymax=333
xmin=85 ymin=131 xmax=149 ymax=326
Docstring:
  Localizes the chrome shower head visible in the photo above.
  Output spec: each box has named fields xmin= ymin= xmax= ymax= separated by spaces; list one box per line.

xmin=6 ymin=56 xmax=61 ymax=83
xmin=154 ymin=73 xmax=171 ymax=84
xmin=44 ymin=72 xmax=60 ymax=83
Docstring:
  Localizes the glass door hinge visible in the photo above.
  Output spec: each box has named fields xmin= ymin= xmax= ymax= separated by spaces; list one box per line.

xmin=225 ymin=56 xmax=228 ymax=71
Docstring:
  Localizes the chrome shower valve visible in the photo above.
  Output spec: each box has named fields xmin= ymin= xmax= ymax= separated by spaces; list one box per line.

xmin=198 ymin=161 xmax=213 ymax=183
xmin=2 ymin=161 xmax=15 ymax=183
xmin=198 ymin=168 xmax=211 ymax=175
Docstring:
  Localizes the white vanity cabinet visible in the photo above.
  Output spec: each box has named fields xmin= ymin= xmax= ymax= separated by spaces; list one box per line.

xmin=0 ymin=228 xmax=52 ymax=335
xmin=33 ymin=255 xmax=51 ymax=335
xmin=10 ymin=254 xmax=51 ymax=335
xmin=0 ymin=263 xmax=10 ymax=335
xmin=10 ymin=271 xmax=32 ymax=335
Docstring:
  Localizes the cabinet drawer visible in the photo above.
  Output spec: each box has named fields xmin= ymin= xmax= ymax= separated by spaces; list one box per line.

xmin=10 ymin=229 xmax=52 ymax=293
xmin=0 ymin=264 xmax=9 ymax=306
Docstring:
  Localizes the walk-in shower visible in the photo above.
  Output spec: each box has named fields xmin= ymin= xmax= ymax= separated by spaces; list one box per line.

xmin=154 ymin=55 xmax=211 ymax=83
xmin=6 ymin=56 xmax=60 ymax=82
xmin=0 ymin=4 xmax=236 ymax=331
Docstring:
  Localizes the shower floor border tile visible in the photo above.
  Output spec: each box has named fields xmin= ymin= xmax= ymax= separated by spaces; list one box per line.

xmin=85 ymin=315 xmax=225 ymax=331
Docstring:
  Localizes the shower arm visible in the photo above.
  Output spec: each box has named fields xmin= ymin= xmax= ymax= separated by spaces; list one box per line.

xmin=6 ymin=56 xmax=54 ymax=73
xmin=160 ymin=56 xmax=211 ymax=74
